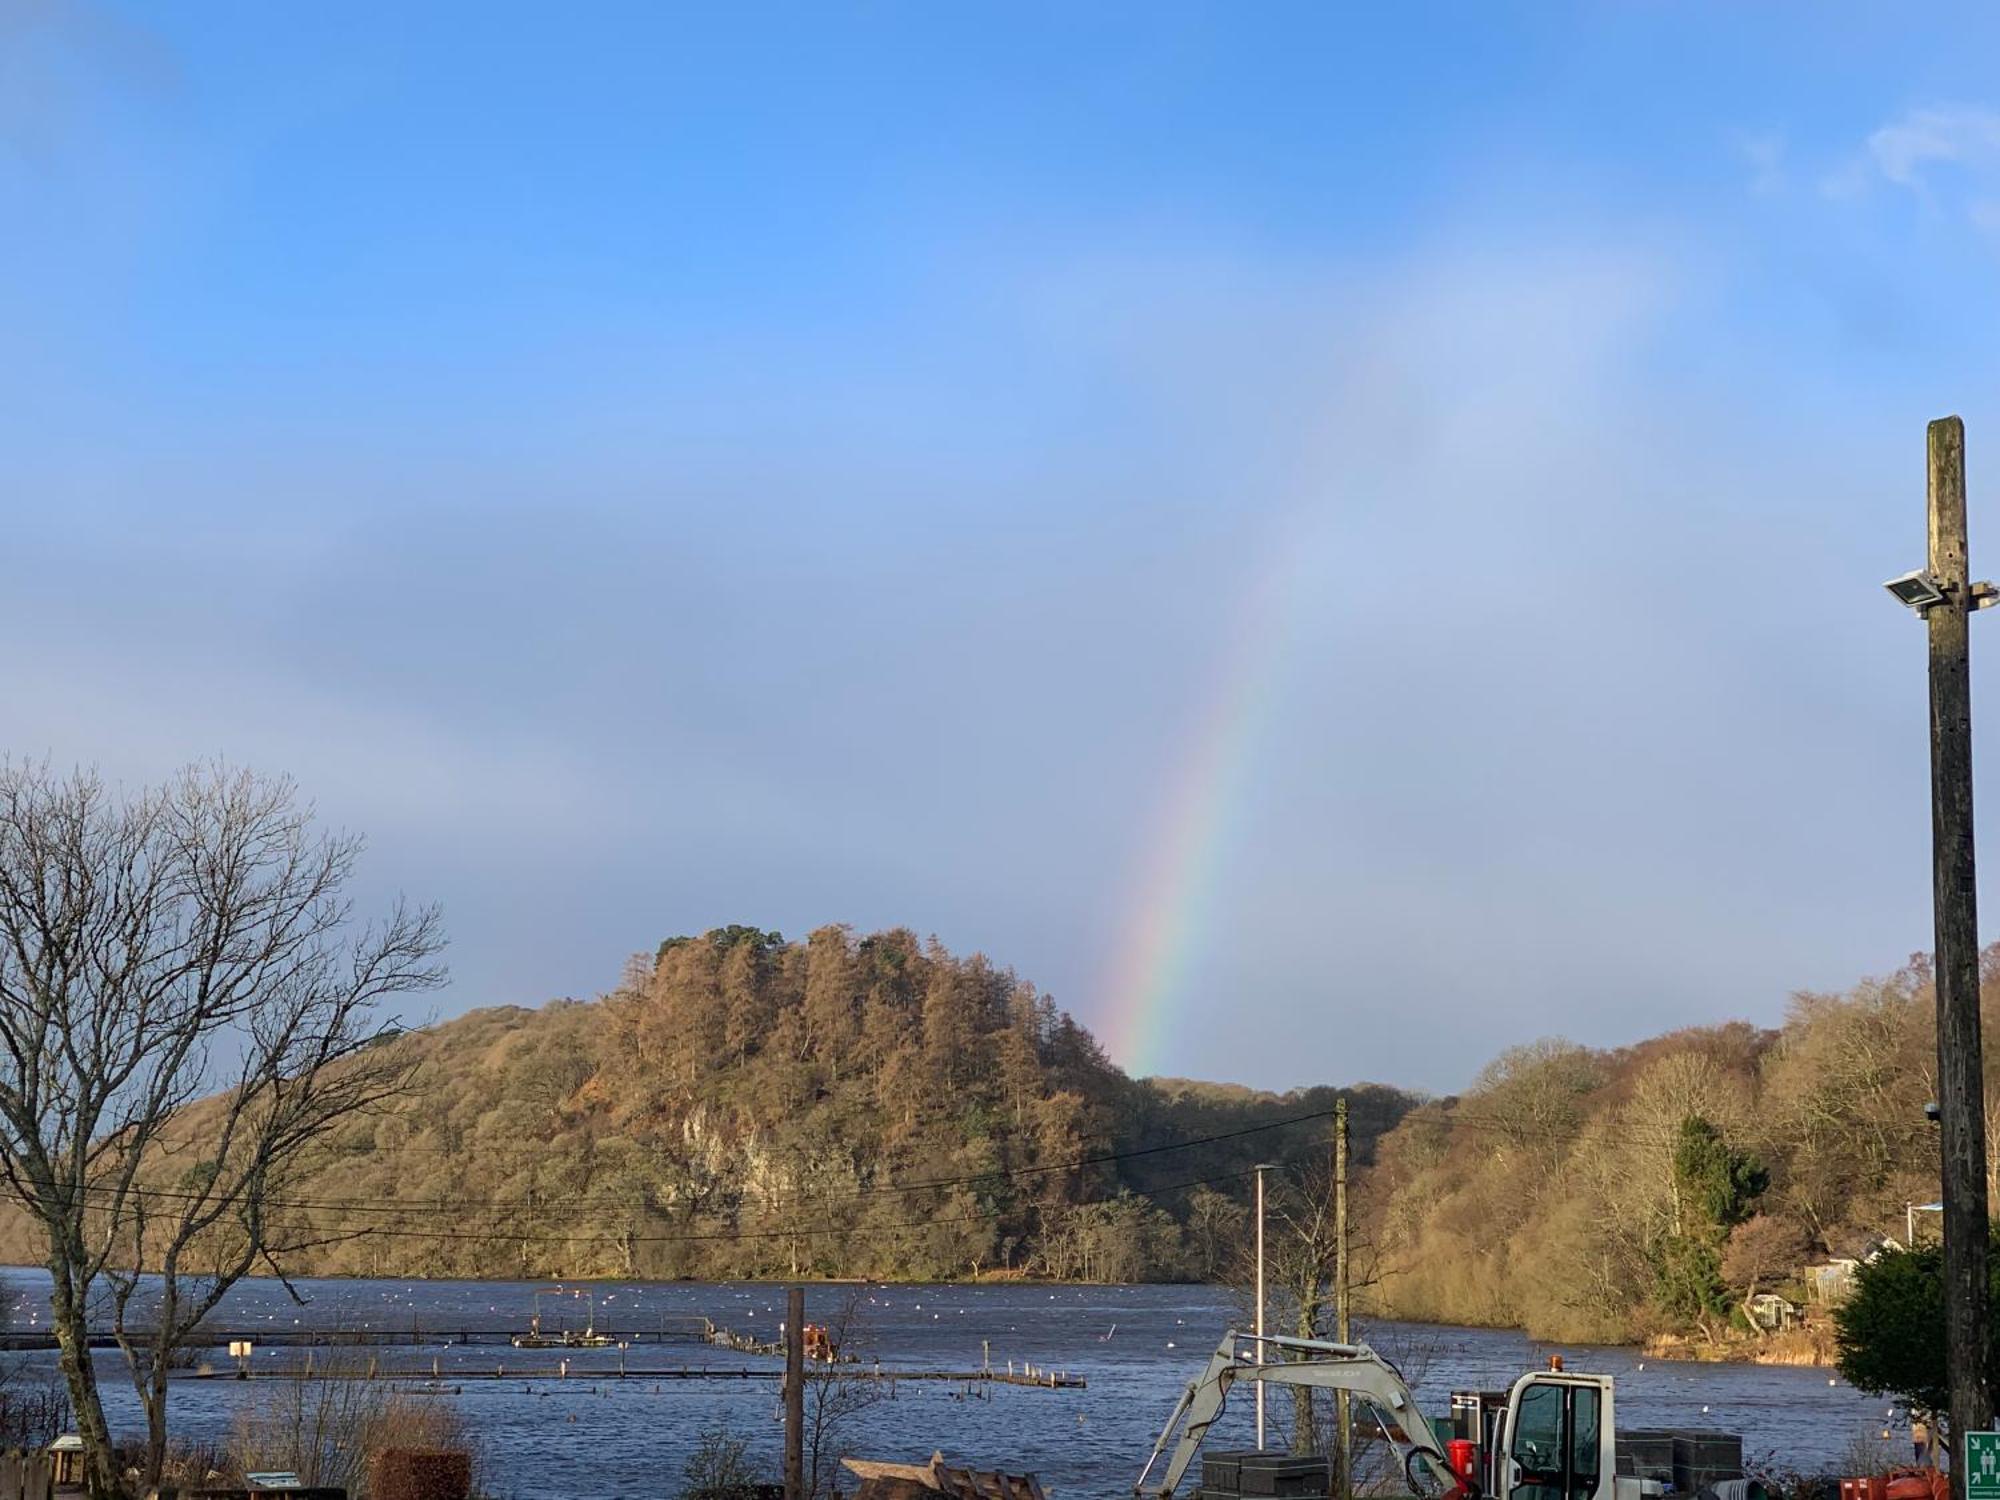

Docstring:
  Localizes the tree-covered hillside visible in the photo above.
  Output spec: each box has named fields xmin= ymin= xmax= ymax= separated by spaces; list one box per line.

xmin=1363 ymin=951 xmax=1986 ymax=1344
xmin=3 ymin=923 xmax=1964 ymax=1335
xmin=0 ymin=925 xmax=1405 ymax=1283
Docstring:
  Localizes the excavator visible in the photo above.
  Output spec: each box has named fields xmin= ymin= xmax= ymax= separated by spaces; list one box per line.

xmin=1136 ymin=1330 xmax=1650 ymax=1500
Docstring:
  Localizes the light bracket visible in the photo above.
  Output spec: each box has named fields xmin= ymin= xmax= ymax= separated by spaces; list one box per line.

xmin=1886 ymin=569 xmax=1949 ymax=613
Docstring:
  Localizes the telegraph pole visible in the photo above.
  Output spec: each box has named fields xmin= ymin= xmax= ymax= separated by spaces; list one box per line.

xmin=1254 ymin=1162 xmax=1276 ymax=1451
xmin=1922 ymin=416 xmax=1992 ymax=1497
xmin=1334 ymin=1098 xmax=1352 ymax=1500
xmin=785 ymin=1286 xmax=805 ymax=1500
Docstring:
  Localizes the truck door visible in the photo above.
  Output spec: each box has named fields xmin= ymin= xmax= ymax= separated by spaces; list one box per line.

xmin=1505 ymin=1380 xmax=1605 ymax=1500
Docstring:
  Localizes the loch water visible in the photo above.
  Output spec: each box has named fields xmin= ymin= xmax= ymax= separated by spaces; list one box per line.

xmin=3 ymin=1276 xmax=1898 ymax=1498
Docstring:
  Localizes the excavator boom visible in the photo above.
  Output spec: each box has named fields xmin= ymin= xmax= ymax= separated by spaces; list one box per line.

xmin=1134 ymin=1331 xmax=1461 ymax=1499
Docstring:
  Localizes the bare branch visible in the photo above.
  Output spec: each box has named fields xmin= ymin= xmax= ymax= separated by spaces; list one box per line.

xmin=0 ymin=761 xmax=445 ymax=1498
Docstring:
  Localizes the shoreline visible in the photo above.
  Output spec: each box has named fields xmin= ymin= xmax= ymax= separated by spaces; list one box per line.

xmin=0 ymin=1265 xmax=1840 ymax=1366
xmin=1642 ymin=1329 xmax=1836 ymax=1367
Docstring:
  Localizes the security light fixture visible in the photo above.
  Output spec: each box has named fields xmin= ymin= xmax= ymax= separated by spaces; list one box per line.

xmin=1886 ymin=570 xmax=1949 ymax=613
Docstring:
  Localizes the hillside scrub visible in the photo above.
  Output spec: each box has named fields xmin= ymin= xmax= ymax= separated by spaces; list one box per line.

xmin=1366 ymin=952 xmax=1983 ymax=1343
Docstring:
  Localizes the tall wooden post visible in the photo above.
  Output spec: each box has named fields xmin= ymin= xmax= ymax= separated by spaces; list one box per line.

xmin=1255 ymin=1165 xmax=1269 ymax=1450
xmin=1928 ymin=415 xmax=1992 ymax=1497
xmin=785 ymin=1286 xmax=805 ymax=1500
xmin=1335 ymin=1098 xmax=1352 ymax=1500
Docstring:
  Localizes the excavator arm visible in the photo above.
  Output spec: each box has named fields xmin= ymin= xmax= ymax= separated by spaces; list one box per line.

xmin=1135 ymin=1331 xmax=1463 ymax=1500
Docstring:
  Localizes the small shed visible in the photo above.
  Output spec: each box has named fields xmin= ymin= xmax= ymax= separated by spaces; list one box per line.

xmin=1807 ymin=1232 xmax=1903 ymax=1305
xmin=49 ymin=1436 xmax=86 ymax=1491
xmin=1747 ymin=1292 xmax=1801 ymax=1332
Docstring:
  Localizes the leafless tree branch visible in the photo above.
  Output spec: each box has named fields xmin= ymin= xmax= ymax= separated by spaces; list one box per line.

xmin=0 ymin=761 xmax=444 ymax=1498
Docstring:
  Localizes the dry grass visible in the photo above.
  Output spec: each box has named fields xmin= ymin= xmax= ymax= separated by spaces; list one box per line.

xmin=1836 ymin=1429 xmax=1904 ymax=1479
xmin=228 ymin=1359 xmax=481 ymax=1500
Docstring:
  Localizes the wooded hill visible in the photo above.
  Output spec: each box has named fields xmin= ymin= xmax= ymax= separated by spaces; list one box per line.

xmin=1366 ymin=950 xmax=1989 ymax=1343
xmin=0 ymin=926 xmax=1970 ymax=1344
xmin=0 ymin=925 xmax=1406 ymax=1284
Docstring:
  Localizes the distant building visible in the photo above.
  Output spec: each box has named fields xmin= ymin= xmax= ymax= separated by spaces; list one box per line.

xmin=1807 ymin=1231 xmax=1904 ymax=1305
xmin=1747 ymin=1292 xmax=1801 ymax=1331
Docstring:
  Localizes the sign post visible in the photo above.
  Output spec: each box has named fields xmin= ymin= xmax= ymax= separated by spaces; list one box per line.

xmin=1965 ymin=1432 xmax=2000 ymax=1500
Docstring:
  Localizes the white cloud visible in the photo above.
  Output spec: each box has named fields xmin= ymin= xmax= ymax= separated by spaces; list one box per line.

xmin=1865 ymin=105 xmax=2000 ymax=188
xmin=1824 ymin=104 xmax=2000 ymax=240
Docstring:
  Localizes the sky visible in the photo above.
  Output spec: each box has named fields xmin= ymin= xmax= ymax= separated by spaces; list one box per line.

xmin=6 ymin=2 xmax=2000 ymax=1092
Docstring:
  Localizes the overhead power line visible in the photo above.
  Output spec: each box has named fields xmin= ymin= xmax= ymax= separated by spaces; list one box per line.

xmin=46 ymin=1101 xmax=1344 ymax=1218
xmin=275 ymin=1165 xmax=1263 ymax=1248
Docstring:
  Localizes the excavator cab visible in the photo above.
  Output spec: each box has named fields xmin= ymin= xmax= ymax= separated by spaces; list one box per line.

xmin=1497 ymin=1372 xmax=1615 ymax=1500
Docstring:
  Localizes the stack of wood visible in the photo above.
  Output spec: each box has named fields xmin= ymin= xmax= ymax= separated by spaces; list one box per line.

xmin=841 ymin=1452 xmax=1046 ymax=1500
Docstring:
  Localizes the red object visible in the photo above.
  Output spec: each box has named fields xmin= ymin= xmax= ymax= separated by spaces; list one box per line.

xmin=1886 ymin=1470 xmax=1948 ymax=1500
xmin=1447 ymin=1440 xmax=1480 ymax=1489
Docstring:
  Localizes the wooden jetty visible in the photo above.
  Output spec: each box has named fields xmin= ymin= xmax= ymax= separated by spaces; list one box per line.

xmin=0 ymin=1318 xmax=717 ymax=1354
xmin=181 ymin=1363 xmax=1085 ymax=1389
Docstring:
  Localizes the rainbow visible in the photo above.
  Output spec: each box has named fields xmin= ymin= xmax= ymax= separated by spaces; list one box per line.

xmin=1097 ymin=525 xmax=1313 ymax=1077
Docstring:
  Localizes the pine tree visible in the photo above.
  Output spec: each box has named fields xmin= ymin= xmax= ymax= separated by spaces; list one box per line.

xmin=803 ymin=925 xmax=862 ymax=1074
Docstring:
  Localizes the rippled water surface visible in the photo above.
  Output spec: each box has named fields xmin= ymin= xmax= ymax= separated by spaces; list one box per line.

xmin=4 ymin=1276 xmax=1896 ymax=1498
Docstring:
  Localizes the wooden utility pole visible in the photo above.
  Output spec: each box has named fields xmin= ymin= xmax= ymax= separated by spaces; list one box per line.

xmin=1255 ymin=1164 xmax=1270 ymax=1450
xmin=1334 ymin=1097 xmax=1352 ymax=1500
xmin=785 ymin=1286 xmax=805 ymax=1500
xmin=1927 ymin=415 xmax=1992 ymax=1498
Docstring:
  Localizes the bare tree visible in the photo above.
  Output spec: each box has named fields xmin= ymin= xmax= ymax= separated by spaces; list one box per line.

xmin=801 ymin=1291 xmax=886 ymax=1500
xmin=1230 ymin=1163 xmax=1384 ymax=1459
xmin=0 ymin=763 xmax=445 ymax=1498
xmin=230 ymin=1351 xmax=479 ymax=1499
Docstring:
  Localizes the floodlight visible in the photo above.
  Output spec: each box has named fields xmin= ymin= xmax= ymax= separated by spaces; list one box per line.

xmin=1885 ymin=570 xmax=1949 ymax=612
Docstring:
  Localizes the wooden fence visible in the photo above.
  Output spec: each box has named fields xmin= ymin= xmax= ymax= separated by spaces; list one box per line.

xmin=0 ymin=1452 xmax=53 ymax=1500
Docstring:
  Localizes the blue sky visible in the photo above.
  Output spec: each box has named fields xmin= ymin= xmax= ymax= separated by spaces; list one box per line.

xmin=6 ymin=2 xmax=2000 ymax=1090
